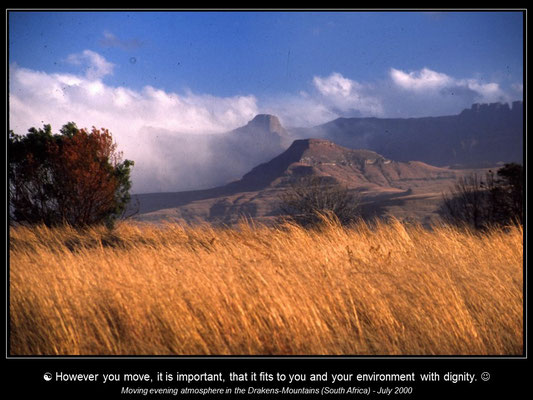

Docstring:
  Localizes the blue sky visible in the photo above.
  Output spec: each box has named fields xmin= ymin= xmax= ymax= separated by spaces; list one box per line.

xmin=10 ymin=11 xmax=523 ymax=99
xmin=9 ymin=10 xmax=524 ymax=192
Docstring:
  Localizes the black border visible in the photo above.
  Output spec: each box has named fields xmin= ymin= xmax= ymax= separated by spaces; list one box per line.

xmin=5 ymin=8 xmax=528 ymax=398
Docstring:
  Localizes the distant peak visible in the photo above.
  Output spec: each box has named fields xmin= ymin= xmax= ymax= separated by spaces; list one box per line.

xmin=247 ymin=114 xmax=284 ymax=132
xmin=250 ymin=113 xmax=280 ymax=123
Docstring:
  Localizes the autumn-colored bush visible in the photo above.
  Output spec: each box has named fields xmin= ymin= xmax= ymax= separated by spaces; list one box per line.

xmin=9 ymin=122 xmax=134 ymax=227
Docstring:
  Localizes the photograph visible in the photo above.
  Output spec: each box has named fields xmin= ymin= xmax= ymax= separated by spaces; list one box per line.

xmin=6 ymin=8 xmax=525 ymax=397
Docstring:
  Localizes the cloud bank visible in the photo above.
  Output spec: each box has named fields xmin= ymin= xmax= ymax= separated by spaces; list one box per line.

xmin=263 ymin=67 xmax=515 ymax=127
xmin=10 ymin=51 xmax=260 ymax=193
xmin=9 ymin=50 xmax=520 ymax=193
xmin=390 ymin=67 xmax=507 ymax=102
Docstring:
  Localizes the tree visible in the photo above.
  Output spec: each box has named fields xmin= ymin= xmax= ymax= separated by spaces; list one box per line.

xmin=440 ymin=173 xmax=490 ymax=230
xmin=493 ymin=163 xmax=523 ymax=225
xmin=278 ymin=175 xmax=361 ymax=227
xmin=9 ymin=122 xmax=134 ymax=228
xmin=439 ymin=163 xmax=523 ymax=229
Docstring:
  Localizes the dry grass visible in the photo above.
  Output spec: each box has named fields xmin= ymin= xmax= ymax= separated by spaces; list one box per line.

xmin=9 ymin=217 xmax=523 ymax=355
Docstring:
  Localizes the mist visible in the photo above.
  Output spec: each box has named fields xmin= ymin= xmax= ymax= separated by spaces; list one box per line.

xmin=130 ymin=125 xmax=290 ymax=194
xmin=9 ymin=52 xmax=522 ymax=194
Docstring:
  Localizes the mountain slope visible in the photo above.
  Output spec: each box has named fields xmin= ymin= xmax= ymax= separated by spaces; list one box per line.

xmin=133 ymin=139 xmax=467 ymax=226
xmin=230 ymin=138 xmax=457 ymax=191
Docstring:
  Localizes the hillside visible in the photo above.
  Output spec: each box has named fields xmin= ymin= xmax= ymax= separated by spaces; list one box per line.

xmin=233 ymin=138 xmax=457 ymax=191
xmin=132 ymin=139 xmax=472 ymax=226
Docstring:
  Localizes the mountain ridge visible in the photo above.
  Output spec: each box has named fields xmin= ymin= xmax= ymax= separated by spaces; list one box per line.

xmin=293 ymin=101 xmax=523 ymax=168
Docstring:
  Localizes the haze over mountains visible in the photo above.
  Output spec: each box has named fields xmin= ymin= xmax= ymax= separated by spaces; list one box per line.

xmin=137 ymin=101 xmax=522 ymax=194
xmin=130 ymin=101 xmax=522 ymax=226
xmin=137 ymin=114 xmax=289 ymax=192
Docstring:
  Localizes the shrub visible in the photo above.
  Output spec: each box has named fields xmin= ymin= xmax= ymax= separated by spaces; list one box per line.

xmin=439 ymin=163 xmax=523 ymax=229
xmin=9 ymin=122 xmax=134 ymax=228
xmin=278 ymin=175 xmax=360 ymax=227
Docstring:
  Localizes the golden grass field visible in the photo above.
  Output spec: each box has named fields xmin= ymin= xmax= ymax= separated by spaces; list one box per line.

xmin=9 ymin=217 xmax=523 ymax=356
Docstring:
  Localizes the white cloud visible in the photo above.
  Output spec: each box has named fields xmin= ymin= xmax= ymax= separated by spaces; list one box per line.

xmin=460 ymin=79 xmax=504 ymax=102
xmin=390 ymin=67 xmax=453 ymax=91
xmin=66 ymin=49 xmax=115 ymax=80
xmin=312 ymin=72 xmax=384 ymax=117
xmin=261 ymin=68 xmax=517 ymax=127
xmin=512 ymin=83 xmax=523 ymax=93
xmin=10 ymin=55 xmax=259 ymax=137
xmin=261 ymin=94 xmax=339 ymax=128
xmin=389 ymin=67 xmax=509 ymax=104
xmin=313 ymin=72 xmax=358 ymax=97
xmin=9 ymin=51 xmax=260 ymax=193
xmin=100 ymin=30 xmax=142 ymax=50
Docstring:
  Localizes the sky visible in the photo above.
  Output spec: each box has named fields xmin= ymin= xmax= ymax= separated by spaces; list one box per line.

xmin=8 ymin=10 xmax=524 ymax=192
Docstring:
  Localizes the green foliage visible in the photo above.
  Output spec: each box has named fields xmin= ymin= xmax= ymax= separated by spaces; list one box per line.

xmin=9 ymin=122 xmax=134 ymax=228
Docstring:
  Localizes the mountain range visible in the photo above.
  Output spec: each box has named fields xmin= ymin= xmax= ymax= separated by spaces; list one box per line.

xmin=131 ymin=101 xmax=523 ymax=226
xmin=292 ymin=101 xmax=523 ymax=168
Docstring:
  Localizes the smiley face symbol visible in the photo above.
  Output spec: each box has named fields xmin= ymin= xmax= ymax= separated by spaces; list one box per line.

xmin=43 ymin=372 xmax=53 ymax=381
xmin=481 ymin=372 xmax=490 ymax=381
